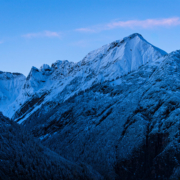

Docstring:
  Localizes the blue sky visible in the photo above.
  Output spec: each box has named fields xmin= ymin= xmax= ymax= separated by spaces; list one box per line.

xmin=0 ymin=0 xmax=180 ymax=76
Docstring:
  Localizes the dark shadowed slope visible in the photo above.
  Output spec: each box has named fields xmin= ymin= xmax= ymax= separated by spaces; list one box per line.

xmin=0 ymin=113 xmax=103 ymax=180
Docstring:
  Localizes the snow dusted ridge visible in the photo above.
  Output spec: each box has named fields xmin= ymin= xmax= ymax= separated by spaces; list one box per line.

xmin=0 ymin=72 xmax=26 ymax=114
xmin=0 ymin=33 xmax=167 ymax=119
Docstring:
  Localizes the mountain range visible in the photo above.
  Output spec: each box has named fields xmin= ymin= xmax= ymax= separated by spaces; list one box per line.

xmin=1 ymin=33 xmax=180 ymax=179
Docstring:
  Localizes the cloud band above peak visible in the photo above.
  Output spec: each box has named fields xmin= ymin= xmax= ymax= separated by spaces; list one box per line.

xmin=76 ymin=17 xmax=180 ymax=33
xmin=22 ymin=31 xmax=61 ymax=38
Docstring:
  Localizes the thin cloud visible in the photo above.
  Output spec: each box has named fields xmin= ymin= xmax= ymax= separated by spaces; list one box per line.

xmin=70 ymin=40 xmax=90 ymax=47
xmin=76 ymin=17 xmax=180 ymax=33
xmin=76 ymin=28 xmax=96 ymax=33
xmin=22 ymin=31 xmax=61 ymax=38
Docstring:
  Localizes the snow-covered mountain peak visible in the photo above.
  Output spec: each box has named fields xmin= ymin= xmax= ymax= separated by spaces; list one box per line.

xmin=51 ymin=60 xmax=73 ymax=69
xmin=51 ymin=60 xmax=63 ymax=69
xmin=79 ymin=33 xmax=167 ymax=82
xmin=0 ymin=33 xmax=168 ymax=119
xmin=24 ymin=65 xmax=52 ymax=95
xmin=26 ymin=33 xmax=166 ymax=83
xmin=122 ymin=33 xmax=143 ymax=41
xmin=40 ymin=64 xmax=51 ymax=72
xmin=0 ymin=71 xmax=25 ymax=80
xmin=82 ymin=33 xmax=166 ymax=64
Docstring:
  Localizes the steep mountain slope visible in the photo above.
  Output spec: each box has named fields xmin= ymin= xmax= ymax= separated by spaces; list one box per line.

xmin=0 ymin=72 xmax=25 ymax=113
xmin=0 ymin=113 xmax=103 ymax=180
xmin=2 ymin=33 xmax=167 ymax=122
xmin=19 ymin=50 xmax=180 ymax=179
xmin=2 ymin=33 xmax=179 ymax=179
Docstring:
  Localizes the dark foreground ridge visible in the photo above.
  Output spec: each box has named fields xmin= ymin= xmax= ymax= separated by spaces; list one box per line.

xmin=0 ymin=113 xmax=103 ymax=180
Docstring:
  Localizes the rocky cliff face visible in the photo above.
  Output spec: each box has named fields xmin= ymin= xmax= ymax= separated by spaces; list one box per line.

xmin=1 ymin=33 xmax=180 ymax=179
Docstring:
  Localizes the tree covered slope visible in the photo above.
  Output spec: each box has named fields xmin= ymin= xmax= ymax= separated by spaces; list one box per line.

xmin=0 ymin=113 xmax=103 ymax=180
